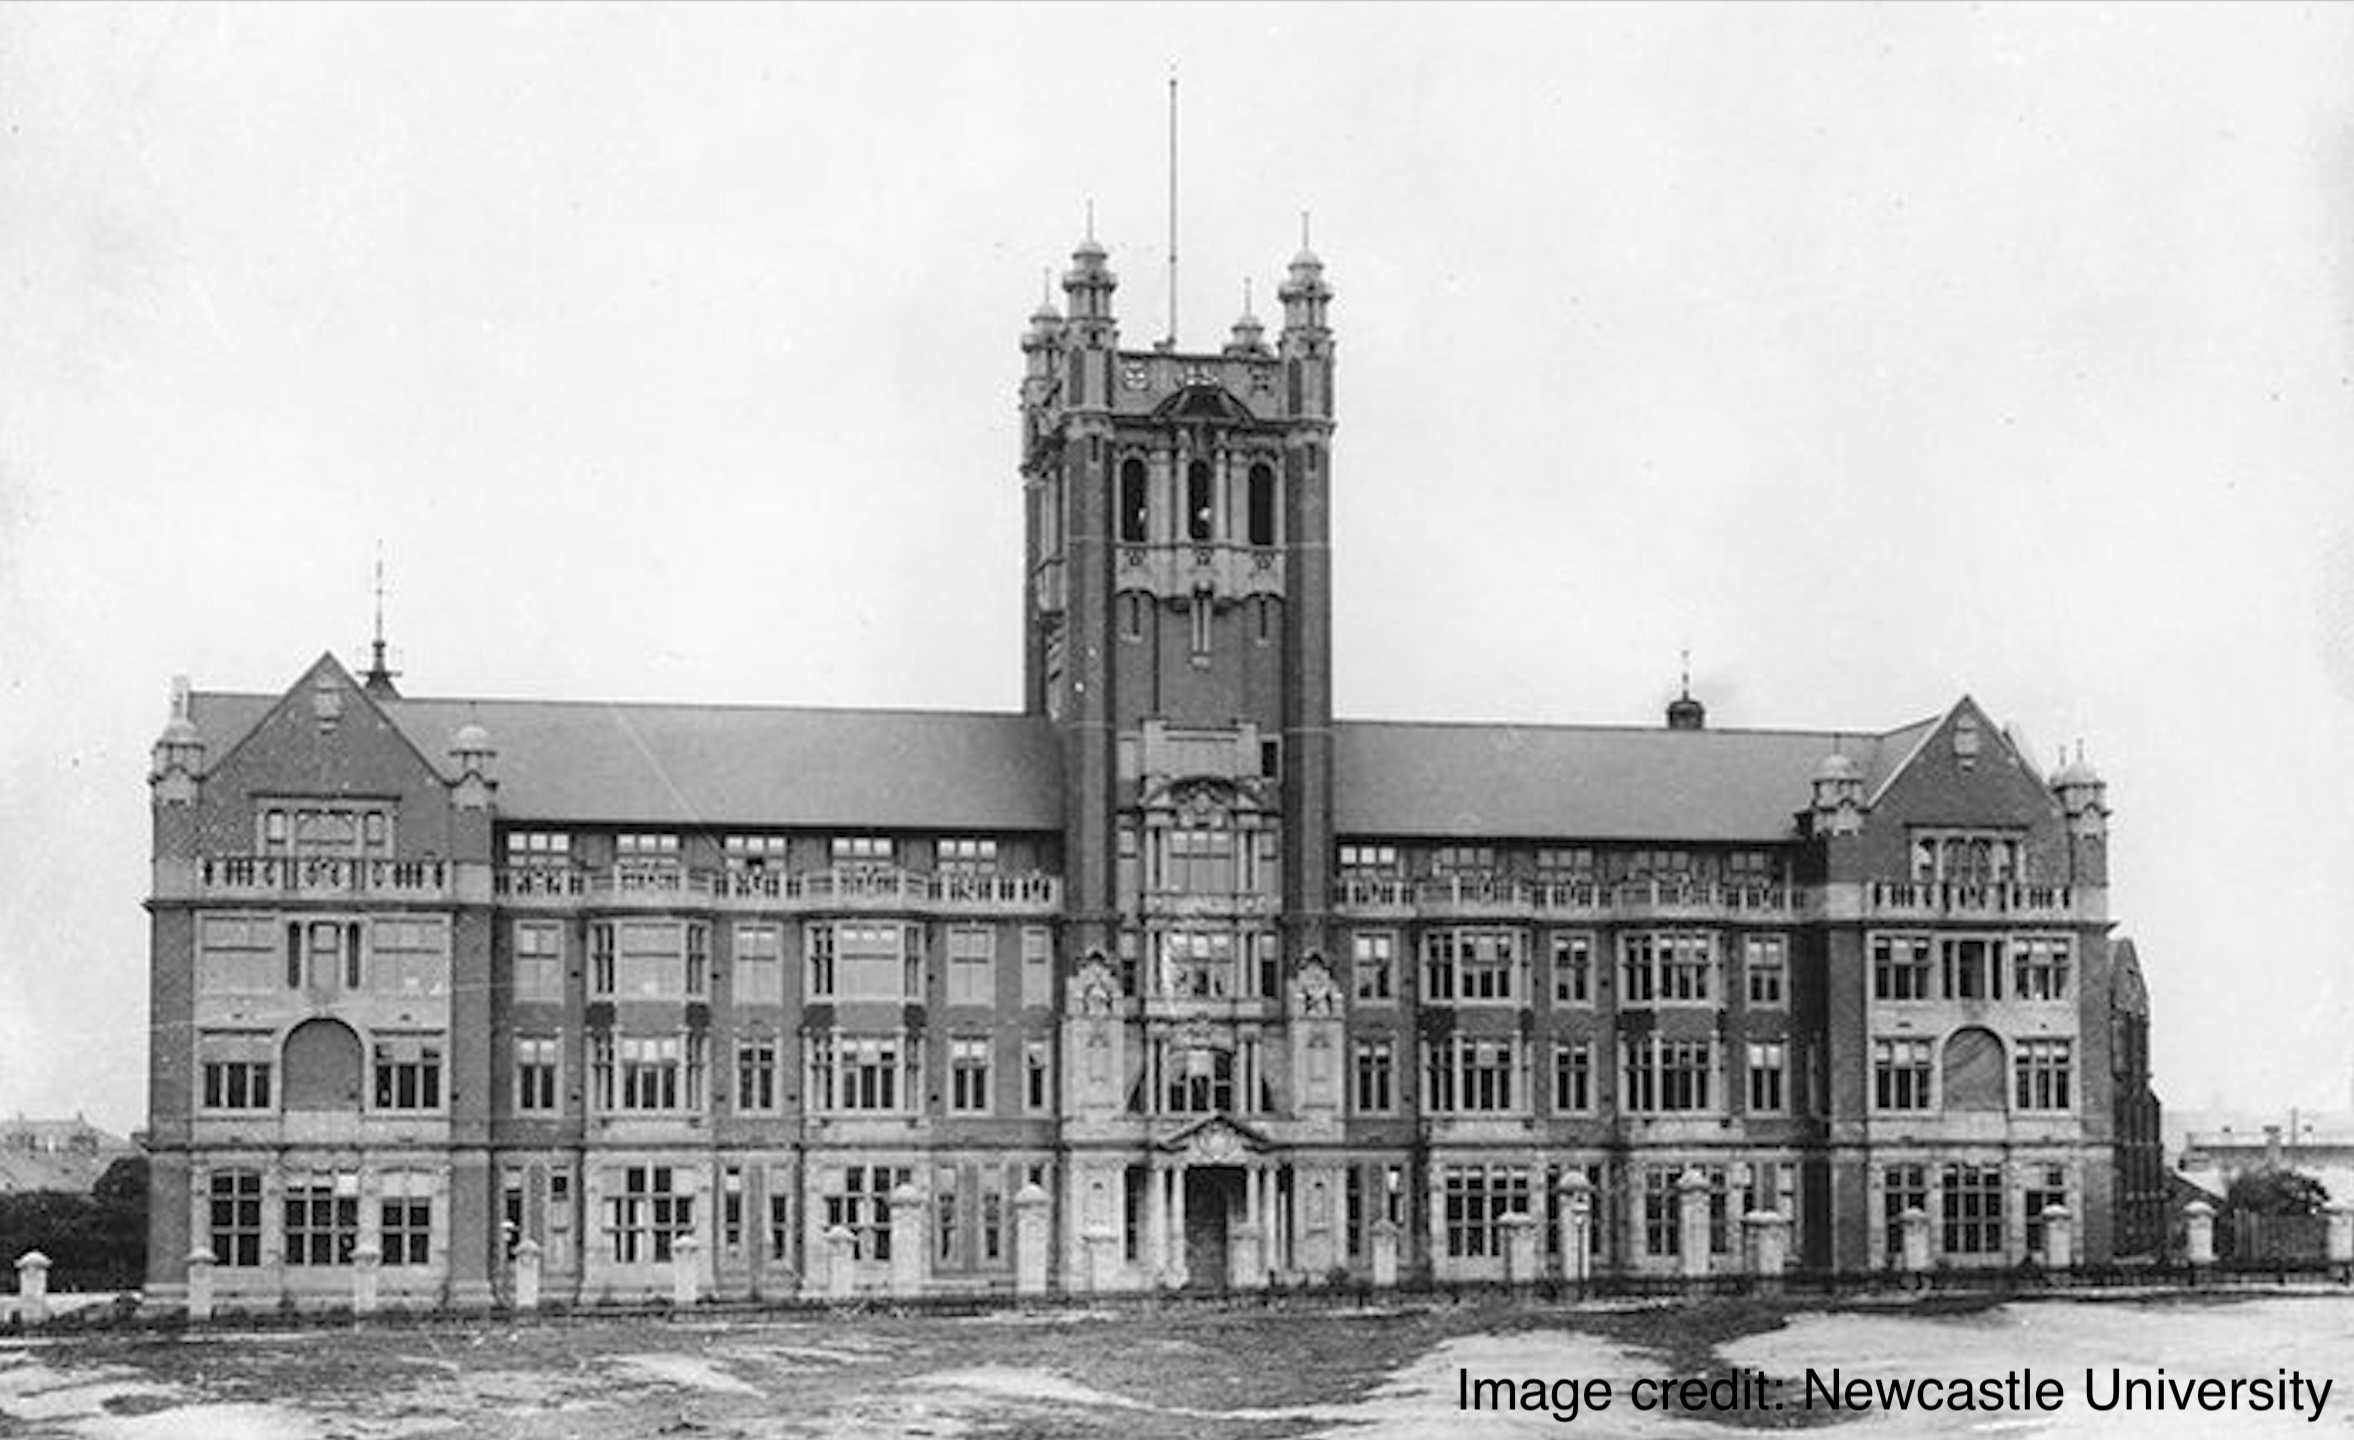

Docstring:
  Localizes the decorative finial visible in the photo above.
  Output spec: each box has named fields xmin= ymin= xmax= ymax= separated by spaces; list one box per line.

xmin=1301 ymin=210 xmax=1312 ymax=250
xmin=1085 ymin=198 xmax=1095 ymax=242
xmin=1243 ymin=277 xmax=1254 ymax=314
xmin=361 ymin=542 xmax=402 ymax=698
xmin=1680 ymin=648 xmax=1692 ymax=699
xmin=1040 ymin=267 xmax=1052 ymax=308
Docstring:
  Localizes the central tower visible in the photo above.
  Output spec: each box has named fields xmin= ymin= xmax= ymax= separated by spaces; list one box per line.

xmin=1021 ymin=231 xmax=1337 ymax=1016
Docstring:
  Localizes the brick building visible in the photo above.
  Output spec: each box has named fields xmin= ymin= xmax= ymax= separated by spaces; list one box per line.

xmin=143 ymin=235 xmax=2129 ymax=1311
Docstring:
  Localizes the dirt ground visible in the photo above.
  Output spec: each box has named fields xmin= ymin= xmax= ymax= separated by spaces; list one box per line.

xmin=3 ymin=1292 xmax=2349 ymax=1440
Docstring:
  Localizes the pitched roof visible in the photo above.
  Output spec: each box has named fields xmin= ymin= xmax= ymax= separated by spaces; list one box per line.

xmin=190 ymin=691 xmax=1066 ymax=830
xmin=185 ymin=676 xmax=1940 ymax=841
xmin=1332 ymin=719 xmax=1917 ymax=842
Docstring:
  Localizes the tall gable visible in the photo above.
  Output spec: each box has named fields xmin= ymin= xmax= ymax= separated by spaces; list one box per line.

xmin=193 ymin=654 xmax=456 ymax=856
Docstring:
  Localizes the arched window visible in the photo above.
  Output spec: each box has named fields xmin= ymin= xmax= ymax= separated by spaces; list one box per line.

xmin=1247 ymin=462 xmax=1276 ymax=547
xmin=1118 ymin=457 xmax=1148 ymax=544
xmin=282 ymin=1018 xmax=365 ymax=1111
xmin=1187 ymin=460 xmax=1214 ymax=542
xmin=1942 ymin=1027 xmax=2006 ymax=1111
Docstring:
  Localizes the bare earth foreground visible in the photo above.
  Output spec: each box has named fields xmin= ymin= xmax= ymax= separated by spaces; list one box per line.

xmin=3 ymin=1293 xmax=2350 ymax=1440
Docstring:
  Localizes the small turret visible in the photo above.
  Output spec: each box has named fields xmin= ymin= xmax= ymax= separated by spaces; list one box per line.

xmin=1062 ymin=221 xmax=1118 ymax=331
xmin=1224 ymin=279 xmax=1268 ymax=357
xmin=150 ymin=677 xmax=205 ymax=783
xmin=450 ymin=717 xmax=497 ymax=811
xmin=1278 ymin=241 xmax=1331 ymax=339
xmin=2054 ymin=747 xmax=2107 ymax=841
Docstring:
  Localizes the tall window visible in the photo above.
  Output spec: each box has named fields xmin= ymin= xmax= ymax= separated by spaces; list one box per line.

xmin=806 ymin=923 xmax=919 ymax=1000
xmin=2023 ymin=1164 xmax=2069 ymax=1254
xmin=1941 ymin=1163 xmax=2004 ymax=1255
xmin=1551 ymin=933 xmax=1593 ymax=1006
xmin=1161 ymin=929 xmax=1235 ymax=999
xmin=826 ymin=1166 xmax=910 ymax=1261
xmin=1643 ymin=1167 xmax=1682 ymax=1257
xmin=1552 ymin=1039 xmax=1593 ymax=1113
xmin=515 ymin=1035 xmax=560 ymax=1112
xmin=946 ymin=927 xmax=996 ymax=1006
xmin=949 ymin=1037 xmax=991 ymax=1113
xmin=1742 ymin=935 xmax=1787 ymax=1007
xmin=379 ymin=1175 xmax=432 ymax=1266
xmin=283 ymin=1172 xmax=359 ymax=1266
xmin=514 ymin=922 xmax=564 ymax=1002
xmin=199 ymin=1034 xmax=273 ymax=1111
xmin=1423 ymin=928 xmax=1521 ymax=1004
xmin=1873 ymin=1037 xmax=1934 ymax=1110
xmin=1186 ymin=459 xmax=1214 ymax=541
xmin=1872 ymin=934 xmax=1933 ymax=1000
xmin=735 ymin=923 xmax=784 ymax=1005
xmin=1352 ymin=1038 xmax=1395 ymax=1113
xmin=1746 ymin=1040 xmax=1787 ymax=1113
xmin=590 ymin=921 xmax=708 ymax=1000
xmin=1882 ymin=1163 xmax=1928 ymax=1263
xmin=606 ymin=1034 xmax=705 ymax=1112
xmin=1119 ymin=457 xmax=1148 ymax=543
xmin=735 ymin=1031 xmax=779 ymax=1113
xmin=1023 ymin=1040 xmax=1052 ymax=1114
xmin=1941 ymin=936 xmax=2003 ymax=1000
xmin=372 ymin=1037 xmax=443 ymax=1110
xmin=1164 ymin=1045 xmax=1235 ymax=1114
xmin=1622 ymin=1035 xmax=1715 ymax=1113
xmin=2012 ymin=937 xmax=2072 ymax=1000
xmin=2014 ymin=1039 xmax=2073 ymax=1111
xmin=1352 ymin=931 xmax=1396 ymax=1002
xmin=1423 ymin=1036 xmax=1519 ymax=1114
xmin=1620 ymin=932 xmax=1714 ymax=1004
xmin=1246 ymin=461 xmax=1276 ymax=546
xmin=1442 ymin=1165 xmax=1529 ymax=1259
xmin=207 ymin=1170 xmax=264 ymax=1267
xmin=606 ymin=1165 xmax=693 ymax=1264
xmin=808 ymin=1034 xmax=911 ymax=1113
xmin=1020 ymin=927 xmax=1053 ymax=1007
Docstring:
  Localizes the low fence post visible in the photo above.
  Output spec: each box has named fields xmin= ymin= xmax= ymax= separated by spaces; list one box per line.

xmin=2184 ymin=1200 xmax=2216 ymax=1277
xmin=13 ymin=1251 xmax=49 ymax=1325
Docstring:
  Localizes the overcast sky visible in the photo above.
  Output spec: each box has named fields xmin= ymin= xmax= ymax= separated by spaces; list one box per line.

xmin=4 ymin=3 xmax=2352 ymax=1135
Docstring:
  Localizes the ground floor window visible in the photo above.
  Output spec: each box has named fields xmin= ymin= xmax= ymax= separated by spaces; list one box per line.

xmin=1941 ymin=1162 xmax=2004 ymax=1256
xmin=379 ymin=1174 xmax=432 ymax=1266
xmin=825 ymin=1165 xmax=912 ymax=1261
xmin=605 ymin=1165 xmax=694 ymax=1264
xmin=283 ymin=1172 xmax=360 ymax=1266
xmin=208 ymin=1169 xmax=264 ymax=1267
xmin=1882 ymin=1163 xmax=1927 ymax=1264
xmin=1441 ymin=1164 xmax=1529 ymax=1259
xmin=2023 ymin=1164 xmax=2069 ymax=1257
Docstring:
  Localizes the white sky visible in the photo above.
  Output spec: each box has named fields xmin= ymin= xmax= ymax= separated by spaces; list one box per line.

xmin=4 ymin=2 xmax=2351 ymax=1136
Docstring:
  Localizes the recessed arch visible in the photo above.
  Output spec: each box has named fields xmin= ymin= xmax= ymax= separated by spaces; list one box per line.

xmin=1942 ymin=1027 xmax=2005 ymax=1111
xmin=282 ymin=1017 xmax=365 ymax=1111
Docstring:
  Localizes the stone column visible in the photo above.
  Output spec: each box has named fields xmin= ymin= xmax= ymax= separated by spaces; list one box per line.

xmin=1260 ymin=1167 xmax=1282 ymax=1284
xmin=1146 ymin=1164 xmax=1169 ymax=1288
xmin=671 ymin=1234 xmax=702 ymax=1307
xmin=1744 ymin=1211 xmax=1788 ymax=1292
xmin=2324 ymin=1201 xmax=2354 ymax=1273
xmin=185 ymin=1247 xmax=216 ymax=1324
xmin=2184 ymin=1200 xmax=2215 ymax=1270
xmin=824 ymin=1224 xmax=858 ymax=1300
xmin=351 ymin=1241 xmax=382 ymax=1316
xmin=2040 ymin=1204 xmax=2073 ymax=1275
xmin=1500 ymin=1212 xmax=1539 ymax=1287
xmin=1369 ymin=1217 xmax=1400 ymax=1288
xmin=13 ymin=1251 xmax=49 ymax=1325
xmin=889 ymin=1184 xmax=927 ymax=1298
xmin=1013 ymin=1183 xmax=1050 ymax=1296
xmin=1900 ymin=1206 xmax=1932 ymax=1282
xmin=1557 ymin=1174 xmax=1593 ymax=1286
xmin=1676 ymin=1170 xmax=1712 ymax=1281
xmin=1082 ymin=1224 xmax=1120 ymax=1293
xmin=512 ymin=1237 xmax=542 ymax=1312
xmin=1164 ymin=1168 xmax=1189 ymax=1288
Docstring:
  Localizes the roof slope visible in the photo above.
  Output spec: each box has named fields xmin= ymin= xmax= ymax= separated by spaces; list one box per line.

xmin=1332 ymin=720 xmax=1907 ymax=842
xmin=187 ymin=679 xmax=1939 ymax=841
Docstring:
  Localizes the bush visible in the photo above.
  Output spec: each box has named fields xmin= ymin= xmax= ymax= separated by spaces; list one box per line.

xmin=0 ymin=1156 xmax=147 ymax=1291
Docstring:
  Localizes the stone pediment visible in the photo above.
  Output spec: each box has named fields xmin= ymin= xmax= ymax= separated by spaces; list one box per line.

xmin=1152 ymin=384 xmax=1258 ymax=426
xmin=1155 ymin=1113 xmax=1272 ymax=1164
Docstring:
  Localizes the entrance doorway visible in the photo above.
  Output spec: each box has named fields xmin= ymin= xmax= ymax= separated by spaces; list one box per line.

xmin=1183 ymin=1167 xmax=1243 ymax=1289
